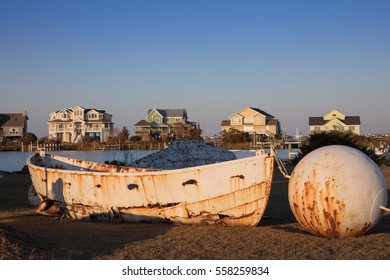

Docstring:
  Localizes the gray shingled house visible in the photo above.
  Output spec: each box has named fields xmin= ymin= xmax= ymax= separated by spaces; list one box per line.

xmin=0 ymin=111 xmax=29 ymax=141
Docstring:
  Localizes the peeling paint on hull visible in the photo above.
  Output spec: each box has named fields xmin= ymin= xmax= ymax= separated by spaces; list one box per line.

xmin=27 ymin=150 xmax=274 ymax=226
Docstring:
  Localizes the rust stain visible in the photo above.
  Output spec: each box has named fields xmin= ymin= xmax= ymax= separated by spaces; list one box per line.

xmin=291 ymin=172 xmax=350 ymax=237
xmin=356 ymin=222 xmax=372 ymax=236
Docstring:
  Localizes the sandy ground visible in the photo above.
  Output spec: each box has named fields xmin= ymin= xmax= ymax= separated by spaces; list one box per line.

xmin=1 ymin=165 xmax=390 ymax=260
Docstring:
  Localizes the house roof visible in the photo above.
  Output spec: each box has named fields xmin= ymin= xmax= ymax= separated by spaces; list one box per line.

xmin=0 ymin=113 xmax=28 ymax=127
xmin=249 ymin=107 xmax=274 ymax=118
xmin=344 ymin=116 xmax=361 ymax=125
xmin=231 ymin=107 xmax=275 ymax=119
xmin=134 ymin=120 xmax=151 ymax=126
xmin=85 ymin=108 xmax=107 ymax=114
xmin=55 ymin=108 xmax=73 ymax=114
xmin=221 ymin=120 xmax=231 ymax=126
xmin=147 ymin=108 xmax=188 ymax=119
xmin=309 ymin=116 xmax=360 ymax=126
xmin=148 ymin=121 xmax=169 ymax=128
xmin=49 ymin=119 xmax=75 ymax=123
xmin=54 ymin=107 xmax=107 ymax=114
xmin=309 ymin=117 xmax=327 ymax=126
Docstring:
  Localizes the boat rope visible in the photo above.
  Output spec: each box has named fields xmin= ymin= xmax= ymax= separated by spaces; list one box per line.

xmin=268 ymin=134 xmax=291 ymax=179
xmin=380 ymin=206 xmax=390 ymax=213
xmin=274 ymin=149 xmax=291 ymax=179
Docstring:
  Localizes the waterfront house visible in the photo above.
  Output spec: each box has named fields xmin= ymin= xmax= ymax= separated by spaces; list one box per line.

xmin=309 ymin=109 xmax=361 ymax=135
xmin=220 ymin=107 xmax=281 ymax=135
xmin=0 ymin=111 xmax=29 ymax=141
xmin=134 ymin=108 xmax=199 ymax=141
xmin=48 ymin=106 xmax=114 ymax=143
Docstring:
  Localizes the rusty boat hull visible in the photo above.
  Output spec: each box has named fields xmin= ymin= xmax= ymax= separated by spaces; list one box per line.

xmin=27 ymin=150 xmax=274 ymax=226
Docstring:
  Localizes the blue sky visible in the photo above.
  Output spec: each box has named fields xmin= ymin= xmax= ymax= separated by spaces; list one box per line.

xmin=1 ymin=0 xmax=389 ymax=137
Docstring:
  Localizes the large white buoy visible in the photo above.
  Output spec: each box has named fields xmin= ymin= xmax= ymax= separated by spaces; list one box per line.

xmin=288 ymin=145 xmax=388 ymax=237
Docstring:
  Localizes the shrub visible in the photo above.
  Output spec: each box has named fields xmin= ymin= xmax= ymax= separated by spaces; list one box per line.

xmin=294 ymin=131 xmax=382 ymax=165
xmin=221 ymin=128 xmax=252 ymax=144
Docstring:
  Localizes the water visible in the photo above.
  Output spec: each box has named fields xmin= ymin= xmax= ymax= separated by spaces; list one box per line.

xmin=231 ymin=149 xmax=301 ymax=160
xmin=0 ymin=149 xmax=300 ymax=172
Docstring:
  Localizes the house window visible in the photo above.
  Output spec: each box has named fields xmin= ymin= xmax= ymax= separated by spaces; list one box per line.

xmin=333 ymin=126 xmax=344 ymax=131
xmin=314 ymin=127 xmax=321 ymax=133
xmin=155 ymin=118 xmax=160 ymax=123
xmin=244 ymin=117 xmax=253 ymax=124
xmin=349 ymin=126 xmax=355 ymax=131
xmin=231 ymin=117 xmax=240 ymax=124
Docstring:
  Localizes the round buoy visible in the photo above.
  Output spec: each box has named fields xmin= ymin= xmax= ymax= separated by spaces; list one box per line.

xmin=288 ymin=145 xmax=388 ymax=237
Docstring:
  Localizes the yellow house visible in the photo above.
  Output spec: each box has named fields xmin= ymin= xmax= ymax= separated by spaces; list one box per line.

xmin=221 ymin=107 xmax=281 ymax=135
xmin=309 ymin=109 xmax=361 ymax=135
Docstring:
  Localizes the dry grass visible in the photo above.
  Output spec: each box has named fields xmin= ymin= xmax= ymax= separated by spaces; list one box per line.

xmin=97 ymin=223 xmax=390 ymax=260
xmin=1 ymin=166 xmax=390 ymax=260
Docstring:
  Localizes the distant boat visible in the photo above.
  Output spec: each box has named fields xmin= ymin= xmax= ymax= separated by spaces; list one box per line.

xmin=27 ymin=148 xmax=275 ymax=226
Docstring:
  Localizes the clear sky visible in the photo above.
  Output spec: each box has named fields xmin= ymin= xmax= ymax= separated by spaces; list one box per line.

xmin=1 ymin=0 xmax=389 ymax=137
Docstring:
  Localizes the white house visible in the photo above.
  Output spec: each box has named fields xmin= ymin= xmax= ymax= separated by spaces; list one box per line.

xmin=48 ymin=106 xmax=114 ymax=142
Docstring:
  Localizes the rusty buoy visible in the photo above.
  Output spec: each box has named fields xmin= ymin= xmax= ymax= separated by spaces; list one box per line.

xmin=288 ymin=145 xmax=388 ymax=237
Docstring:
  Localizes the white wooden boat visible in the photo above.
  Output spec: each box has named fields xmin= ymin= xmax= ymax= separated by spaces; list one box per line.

xmin=27 ymin=149 xmax=274 ymax=226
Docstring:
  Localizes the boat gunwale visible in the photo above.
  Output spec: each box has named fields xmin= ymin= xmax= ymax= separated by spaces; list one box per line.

xmin=27 ymin=151 xmax=273 ymax=177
